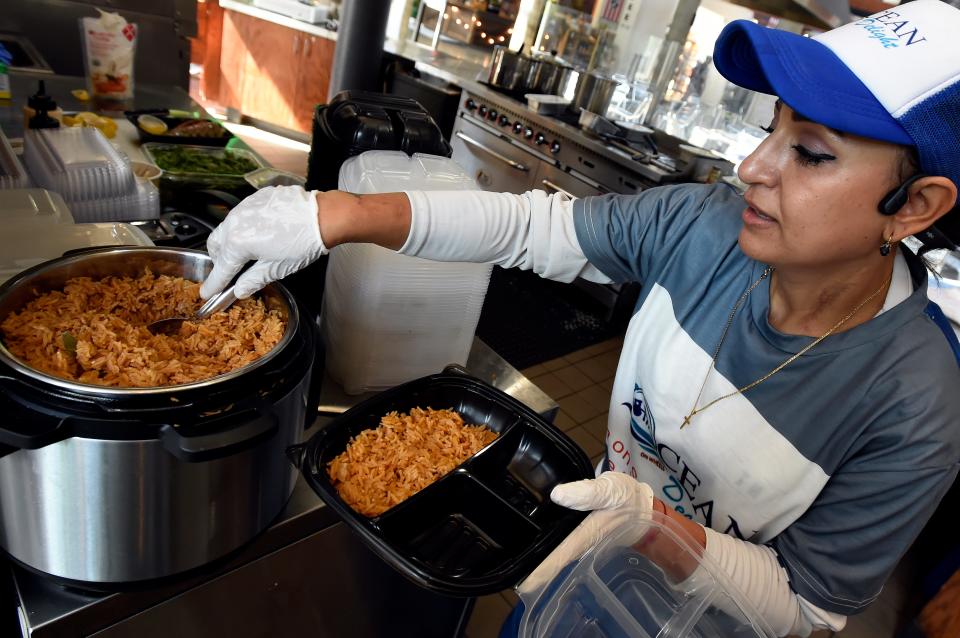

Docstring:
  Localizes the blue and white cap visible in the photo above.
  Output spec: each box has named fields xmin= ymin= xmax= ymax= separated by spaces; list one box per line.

xmin=713 ymin=0 xmax=960 ymax=222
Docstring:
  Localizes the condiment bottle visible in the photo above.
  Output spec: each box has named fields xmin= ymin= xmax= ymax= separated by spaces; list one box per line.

xmin=23 ymin=81 xmax=63 ymax=128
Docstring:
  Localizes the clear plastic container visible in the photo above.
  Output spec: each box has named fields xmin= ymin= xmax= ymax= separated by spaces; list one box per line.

xmin=67 ymin=176 xmax=160 ymax=223
xmin=322 ymin=151 xmax=492 ymax=394
xmin=0 ymin=222 xmax=153 ymax=285
xmin=518 ymin=513 xmax=775 ymax=638
xmin=0 ymin=189 xmax=73 ymax=225
xmin=0 ymin=126 xmax=28 ymax=190
xmin=24 ymin=127 xmax=134 ymax=201
xmin=141 ymin=143 xmax=264 ymax=193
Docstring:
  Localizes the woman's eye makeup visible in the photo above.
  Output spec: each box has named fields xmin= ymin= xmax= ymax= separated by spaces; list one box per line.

xmin=791 ymin=144 xmax=836 ymax=166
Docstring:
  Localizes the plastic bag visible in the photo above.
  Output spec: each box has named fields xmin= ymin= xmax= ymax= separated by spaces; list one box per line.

xmin=81 ymin=10 xmax=137 ymax=99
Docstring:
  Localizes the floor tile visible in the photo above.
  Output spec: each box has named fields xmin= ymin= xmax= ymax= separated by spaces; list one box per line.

xmin=553 ymin=365 xmax=594 ymax=393
xmin=500 ymin=588 xmax=520 ymax=607
xmin=562 ymin=344 xmax=598 ymax=363
xmin=575 ymin=354 xmax=618 ymax=383
xmin=566 ymin=425 xmax=606 ymax=458
xmin=531 ymin=371 xmax=574 ymax=401
xmin=466 ymin=593 xmax=513 ymax=638
xmin=541 ymin=356 xmax=568 ymax=372
xmin=600 ymin=376 xmax=616 ymax=393
xmin=553 ymin=409 xmax=578 ymax=432
xmin=558 ymin=392 xmax=604 ymax=424
xmin=576 ymin=384 xmax=612 ymax=414
xmin=581 ymin=412 xmax=609 ymax=441
xmin=521 ymin=363 xmax=546 ymax=379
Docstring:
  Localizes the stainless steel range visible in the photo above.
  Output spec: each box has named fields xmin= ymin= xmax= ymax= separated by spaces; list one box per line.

xmin=450 ymin=83 xmax=692 ymax=200
xmin=449 ymin=82 xmax=697 ymax=319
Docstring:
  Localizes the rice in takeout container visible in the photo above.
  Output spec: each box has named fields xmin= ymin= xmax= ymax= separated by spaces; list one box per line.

xmin=290 ymin=371 xmax=594 ymax=596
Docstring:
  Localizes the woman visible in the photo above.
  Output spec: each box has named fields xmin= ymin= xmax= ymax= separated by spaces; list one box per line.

xmin=200 ymin=1 xmax=960 ymax=634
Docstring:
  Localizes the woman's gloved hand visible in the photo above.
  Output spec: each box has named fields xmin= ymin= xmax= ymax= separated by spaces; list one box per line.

xmin=200 ymin=185 xmax=328 ymax=300
xmin=518 ymin=472 xmax=655 ymax=598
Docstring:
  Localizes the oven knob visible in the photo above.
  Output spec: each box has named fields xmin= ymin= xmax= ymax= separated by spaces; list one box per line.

xmin=513 ymin=122 xmax=523 ymax=134
xmin=466 ymin=99 xmax=477 ymax=111
xmin=550 ymin=141 xmax=561 ymax=154
xmin=534 ymin=133 xmax=546 ymax=146
xmin=487 ymin=109 xmax=498 ymax=121
xmin=499 ymin=115 xmax=510 ymax=127
xmin=478 ymin=105 xmax=487 ymax=117
xmin=524 ymin=127 xmax=534 ymax=139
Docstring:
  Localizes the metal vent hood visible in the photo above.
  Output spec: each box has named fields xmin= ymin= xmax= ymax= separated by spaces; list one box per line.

xmin=729 ymin=0 xmax=853 ymax=29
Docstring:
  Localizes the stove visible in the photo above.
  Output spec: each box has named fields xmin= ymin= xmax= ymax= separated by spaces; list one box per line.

xmin=451 ymin=83 xmax=692 ymax=198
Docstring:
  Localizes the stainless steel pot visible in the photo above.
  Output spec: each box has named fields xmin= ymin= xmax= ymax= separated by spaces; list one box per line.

xmin=0 ymin=247 xmax=297 ymax=396
xmin=485 ymin=46 xmax=532 ymax=92
xmin=0 ymin=247 xmax=315 ymax=584
xmin=524 ymin=56 xmax=576 ymax=95
xmin=571 ymin=72 xmax=620 ymax=115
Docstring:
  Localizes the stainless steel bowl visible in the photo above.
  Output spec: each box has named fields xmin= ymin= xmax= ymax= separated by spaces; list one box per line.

xmin=0 ymin=246 xmax=298 ymax=396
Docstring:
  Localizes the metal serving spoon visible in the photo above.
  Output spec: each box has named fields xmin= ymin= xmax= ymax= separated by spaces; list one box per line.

xmin=146 ymin=263 xmax=251 ymax=336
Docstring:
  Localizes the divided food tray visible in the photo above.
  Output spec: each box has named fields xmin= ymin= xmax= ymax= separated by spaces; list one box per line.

xmin=294 ymin=373 xmax=594 ymax=596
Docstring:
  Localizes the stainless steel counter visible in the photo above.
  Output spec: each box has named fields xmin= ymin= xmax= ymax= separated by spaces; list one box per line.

xmin=8 ymin=338 xmax=556 ymax=638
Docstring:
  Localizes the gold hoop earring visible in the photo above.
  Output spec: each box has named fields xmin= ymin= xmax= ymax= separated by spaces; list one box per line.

xmin=880 ymin=233 xmax=894 ymax=257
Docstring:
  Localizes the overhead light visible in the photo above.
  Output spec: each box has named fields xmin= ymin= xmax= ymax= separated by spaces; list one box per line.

xmin=464 ymin=23 xmax=469 ymax=29
xmin=481 ymin=32 xmax=487 ymax=38
xmin=488 ymin=38 xmax=495 ymax=44
xmin=455 ymin=18 xmax=461 ymax=24
xmin=507 ymin=28 xmax=513 ymax=34
xmin=498 ymin=35 xmax=505 ymax=41
xmin=476 ymin=20 xmax=482 ymax=27
xmin=544 ymin=34 xmax=550 ymax=40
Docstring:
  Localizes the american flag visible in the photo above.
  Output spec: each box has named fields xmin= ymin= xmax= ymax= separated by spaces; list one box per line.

xmin=602 ymin=0 xmax=624 ymax=22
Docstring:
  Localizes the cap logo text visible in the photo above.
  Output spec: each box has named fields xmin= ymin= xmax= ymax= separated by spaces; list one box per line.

xmin=855 ymin=10 xmax=927 ymax=48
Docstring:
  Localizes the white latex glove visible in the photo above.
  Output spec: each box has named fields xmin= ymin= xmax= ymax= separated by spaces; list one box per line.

xmin=518 ymin=472 xmax=654 ymax=598
xmin=200 ymin=185 xmax=328 ymax=300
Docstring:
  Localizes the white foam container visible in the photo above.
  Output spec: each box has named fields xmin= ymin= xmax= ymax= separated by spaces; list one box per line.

xmin=322 ymin=151 xmax=492 ymax=394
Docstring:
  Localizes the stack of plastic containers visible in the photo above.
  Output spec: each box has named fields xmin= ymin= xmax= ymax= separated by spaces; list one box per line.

xmin=0 ymin=127 xmax=28 ymax=189
xmin=23 ymin=126 xmax=158 ymax=222
xmin=322 ymin=151 xmax=492 ymax=394
xmin=518 ymin=513 xmax=775 ymax=638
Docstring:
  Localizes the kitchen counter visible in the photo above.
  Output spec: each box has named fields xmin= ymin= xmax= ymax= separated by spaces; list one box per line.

xmin=218 ymin=0 xmax=338 ymax=41
xmin=1 ymin=72 xmax=205 ymax=140
xmin=8 ymin=337 xmax=557 ymax=638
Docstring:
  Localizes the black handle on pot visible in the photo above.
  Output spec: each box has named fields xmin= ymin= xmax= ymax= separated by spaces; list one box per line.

xmin=0 ymin=376 xmax=74 ymax=457
xmin=159 ymin=407 xmax=279 ymax=463
xmin=286 ymin=442 xmax=308 ymax=470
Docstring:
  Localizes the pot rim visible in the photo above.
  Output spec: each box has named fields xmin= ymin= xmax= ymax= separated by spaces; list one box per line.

xmin=0 ymin=246 xmax=300 ymax=397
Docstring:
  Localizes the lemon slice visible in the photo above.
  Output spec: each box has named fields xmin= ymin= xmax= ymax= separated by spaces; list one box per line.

xmin=137 ymin=114 xmax=168 ymax=136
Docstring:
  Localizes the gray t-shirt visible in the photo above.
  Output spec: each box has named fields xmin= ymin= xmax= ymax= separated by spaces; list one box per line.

xmin=572 ymin=182 xmax=960 ymax=614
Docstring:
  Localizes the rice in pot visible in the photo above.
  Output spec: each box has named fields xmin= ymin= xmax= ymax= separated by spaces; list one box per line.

xmin=0 ymin=272 xmax=286 ymax=388
xmin=328 ymin=407 xmax=498 ymax=517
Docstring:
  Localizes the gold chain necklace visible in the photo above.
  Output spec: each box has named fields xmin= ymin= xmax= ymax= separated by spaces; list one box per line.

xmin=680 ymin=267 xmax=890 ymax=429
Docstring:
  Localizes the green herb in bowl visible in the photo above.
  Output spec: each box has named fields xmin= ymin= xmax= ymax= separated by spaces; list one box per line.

xmin=149 ymin=147 xmax=259 ymax=175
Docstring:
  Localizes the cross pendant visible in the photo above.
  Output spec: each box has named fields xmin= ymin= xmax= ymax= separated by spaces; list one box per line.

xmin=681 ymin=414 xmax=692 ymax=429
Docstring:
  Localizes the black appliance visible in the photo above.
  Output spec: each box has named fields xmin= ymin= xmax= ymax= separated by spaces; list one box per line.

xmin=306 ymin=90 xmax=452 ymax=191
xmin=289 ymin=91 xmax=453 ymax=323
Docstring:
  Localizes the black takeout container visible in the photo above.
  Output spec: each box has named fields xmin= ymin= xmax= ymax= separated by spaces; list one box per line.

xmin=290 ymin=373 xmax=594 ymax=596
